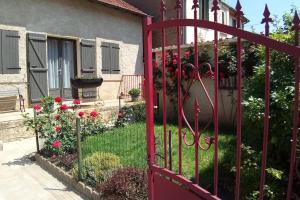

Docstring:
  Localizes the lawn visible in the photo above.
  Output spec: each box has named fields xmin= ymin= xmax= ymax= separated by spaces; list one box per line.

xmin=81 ymin=122 xmax=235 ymax=186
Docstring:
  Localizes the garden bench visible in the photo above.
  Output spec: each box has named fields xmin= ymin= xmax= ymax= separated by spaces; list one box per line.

xmin=0 ymin=88 xmax=25 ymax=112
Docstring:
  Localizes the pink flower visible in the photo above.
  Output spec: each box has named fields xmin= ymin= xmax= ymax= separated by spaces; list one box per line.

xmin=90 ymin=111 xmax=98 ymax=118
xmin=55 ymin=126 xmax=61 ymax=133
xmin=60 ymin=104 xmax=68 ymax=111
xmin=54 ymin=96 xmax=62 ymax=103
xmin=173 ymin=52 xmax=178 ymax=58
xmin=78 ymin=111 xmax=85 ymax=118
xmin=52 ymin=140 xmax=62 ymax=149
xmin=172 ymin=59 xmax=177 ymax=65
xmin=73 ymin=99 xmax=81 ymax=105
xmin=33 ymin=104 xmax=42 ymax=113
xmin=55 ymin=115 xmax=61 ymax=121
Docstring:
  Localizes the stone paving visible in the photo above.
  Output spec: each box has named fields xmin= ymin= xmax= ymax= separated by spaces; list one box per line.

xmin=0 ymin=137 xmax=86 ymax=200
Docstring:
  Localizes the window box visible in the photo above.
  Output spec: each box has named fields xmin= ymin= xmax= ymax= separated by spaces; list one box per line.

xmin=70 ymin=77 xmax=103 ymax=89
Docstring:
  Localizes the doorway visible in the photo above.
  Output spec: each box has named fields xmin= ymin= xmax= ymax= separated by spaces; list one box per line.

xmin=47 ymin=38 xmax=76 ymax=99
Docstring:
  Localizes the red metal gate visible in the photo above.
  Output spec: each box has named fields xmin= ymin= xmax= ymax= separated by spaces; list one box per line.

xmin=143 ymin=0 xmax=300 ymax=199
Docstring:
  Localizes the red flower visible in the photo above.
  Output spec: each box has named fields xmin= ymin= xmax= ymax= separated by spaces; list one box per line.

xmin=55 ymin=115 xmax=60 ymax=121
xmin=172 ymin=59 xmax=177 ymax=65
xmin=33 ymin=104 xmax=42 ymax=112
xmin=173 ymin=52 xmax=178 ymax=58
xmin=54 ymin=96 xmax=62 ymax=103
xmin=73 ymin=99 xmax=81 ymax=105
xmin=60 ymin=104 xmax=68 ymax=111
xmin=90 ymin=111 xmax=98 ymax=118
xmin=52 ymin=140 xmax=62 ymax=149
xmin=55 ymin=126 xmax=61 ymax=132
xmin=185 ymin=51 xmax=190 ymax=57
xmin=167 ymin=67 xmax=174 ymax=72
xmin=78 ymin=111 xmax=85 ymax=118
xmin=118 ymin=112 xmax=124 ymax=118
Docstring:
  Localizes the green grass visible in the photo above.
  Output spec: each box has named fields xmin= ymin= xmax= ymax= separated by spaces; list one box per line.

xmin=81 ymin=122 xmax=234 ymax=185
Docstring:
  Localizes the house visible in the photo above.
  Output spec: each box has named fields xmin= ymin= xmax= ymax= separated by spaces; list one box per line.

xmin=124 ymin=0 xmax=248 ymax=47
xmin=0 ymin=0 xmax=147 ymax=110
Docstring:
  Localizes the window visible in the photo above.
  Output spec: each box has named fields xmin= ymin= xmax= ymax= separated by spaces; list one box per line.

xmin=232 ymin=19 xmax=237 ymax=27
xmin=101 ymin=42 xmax=120 ymax=74
xmin=199 ymin=0 xmax=209 ymax=20
xmin=222 ymin=12 xmax=225 ymax=24
xmin=0 ymin=30 xmax=20 ymax=74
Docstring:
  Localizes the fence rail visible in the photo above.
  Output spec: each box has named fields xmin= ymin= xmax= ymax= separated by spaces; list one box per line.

xmin=118 ymin=75 xmax=144 ymax=100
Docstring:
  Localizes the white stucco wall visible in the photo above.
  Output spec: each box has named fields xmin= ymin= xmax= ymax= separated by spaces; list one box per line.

xmin=185 ymin=0 xmax=233 ymax=44
xmin=0 ymin=0 xmax=144 ymax=105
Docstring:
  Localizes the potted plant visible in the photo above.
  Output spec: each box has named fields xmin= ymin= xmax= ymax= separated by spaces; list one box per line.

xmin=70 ymin=76 xmax=103 ymax=89
xmin=128 ymin=88 xmax=140 ymax=102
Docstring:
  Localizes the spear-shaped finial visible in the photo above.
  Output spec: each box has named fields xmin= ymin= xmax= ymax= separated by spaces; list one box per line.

xmin=192 ymin=0 xmax=199 ymax=10
xmin=175 ymin=0 xmax=182 ymax=10
xmin=261 ymin=4 xmax=273 ymax=36
xmin=235 ymin=0 xmax=244 ymax=18
xmin=292 ymin=11 xmax=300 ymax=31
xmin=211 ymin=0 xmax=220 ymax=13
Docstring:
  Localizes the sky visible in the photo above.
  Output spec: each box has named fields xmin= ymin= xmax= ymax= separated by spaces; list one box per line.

xmin=224 ymin=0 xmax=299 ymax=33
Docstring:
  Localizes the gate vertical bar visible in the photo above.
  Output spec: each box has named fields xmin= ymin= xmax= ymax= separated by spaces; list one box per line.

xmin=161 ymin=0 xmax=168 ymax=169
xmin=194 ymin=100 xmax=200 ymax=185
xmin=212 ymin=0 xmax=220 ymax=196
xmin=144 ymin=16 xmax=155 ymax=200
xmin=175 ymin=0 xmax=183 ymax=175
xmin=235 ymin=1 xmax=243 ymax=199
xmin=259 ymin=5 xmax=273 ymax=199
xmin=287 ymin=11 xmax=300 ymax=200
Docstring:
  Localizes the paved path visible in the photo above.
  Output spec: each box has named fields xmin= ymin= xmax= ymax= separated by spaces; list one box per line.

xmin=0 ymin=138 xmax=86 ymax=200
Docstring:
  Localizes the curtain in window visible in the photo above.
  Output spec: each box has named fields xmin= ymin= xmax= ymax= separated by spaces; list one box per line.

xmin=47 ymin=39 xmax=59 ymax=89
xmin=62 ymin=41 xmax=74 ymax=88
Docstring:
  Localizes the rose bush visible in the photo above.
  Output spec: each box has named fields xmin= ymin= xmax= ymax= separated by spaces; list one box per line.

xmin=23 ymin=96 xmax=106 ymax=157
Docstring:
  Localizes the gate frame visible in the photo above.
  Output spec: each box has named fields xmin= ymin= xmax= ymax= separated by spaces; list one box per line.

xmin=143 ymin=0 xmax=300 ymax=199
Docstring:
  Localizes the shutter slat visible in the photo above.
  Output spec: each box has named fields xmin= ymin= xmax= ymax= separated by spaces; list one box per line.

xmin=2 ymin=30 xmax=20 ymax=74
xmin=101 ymin=42 xmax=111 ymax=74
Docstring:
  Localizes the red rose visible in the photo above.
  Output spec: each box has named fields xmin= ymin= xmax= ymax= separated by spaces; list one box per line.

xmin=55 ymin=126 xmax=61 ymax=132
xmin=73 ymin=99 xmax=81 ymax=105
xmin=52 ymin=140 xmax=62 ymax=149
xmin=172 ymin=59 xmax=177 ymax=65
xmin=60 ymin=104 xmax=68 ymax=111
xmin=118 ymin=112 xmax=124 ymax=118
xmin=90 ymin=111 xmax=98 ymax=118
xmin=33 ymin=104 xmax=42 ymax=112
xmin=54 ymin=96 xmax=62 ymax=103
xmin=55 ymin=115 xmax=60 ymax=121
xmin=78 ymin=111 xmax=85 ymax=118
xmin=173 ymin=52 xmax=178 ymax=58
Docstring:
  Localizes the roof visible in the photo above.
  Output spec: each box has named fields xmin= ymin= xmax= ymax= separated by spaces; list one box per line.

xmin=88 ymin=0 xmax=147 ymax=16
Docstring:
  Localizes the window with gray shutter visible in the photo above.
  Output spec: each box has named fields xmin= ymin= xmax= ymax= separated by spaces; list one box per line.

xmin=101 ymin=42 xmax=120 ymax=74
xmin=0 ymin=30 xmax=20 ymax=74
xmin=80 ymin=39 xmax=97 ymax=98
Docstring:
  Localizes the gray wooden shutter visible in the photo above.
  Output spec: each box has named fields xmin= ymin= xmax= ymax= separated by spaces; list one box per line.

xmin=2 ymin=30 xmax=20 ymax=74
xmin=111 ymin=43 xmax=120 ymax=74
xmin=80 ymin=39 xmax=97 ymax=98
xmin=27 ymin=33 xmax=48 ymax=103
xmin=101 ymin=42 xmax=110 ymax=74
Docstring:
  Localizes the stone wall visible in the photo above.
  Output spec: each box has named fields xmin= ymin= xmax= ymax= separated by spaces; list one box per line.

xmin=0 ymin=120 xmax=34 ymax=142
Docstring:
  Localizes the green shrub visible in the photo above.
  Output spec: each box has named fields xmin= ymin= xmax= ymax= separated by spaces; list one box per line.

xmin=72 ymin=152 xmax=122 ymax=187
xmin=128 ymin=88 xmax=140 ymax=98
xmin=115 ymin=103 xmax=146 ymax=127
xmin=99 ymin=168 xmax=147 ymax=200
